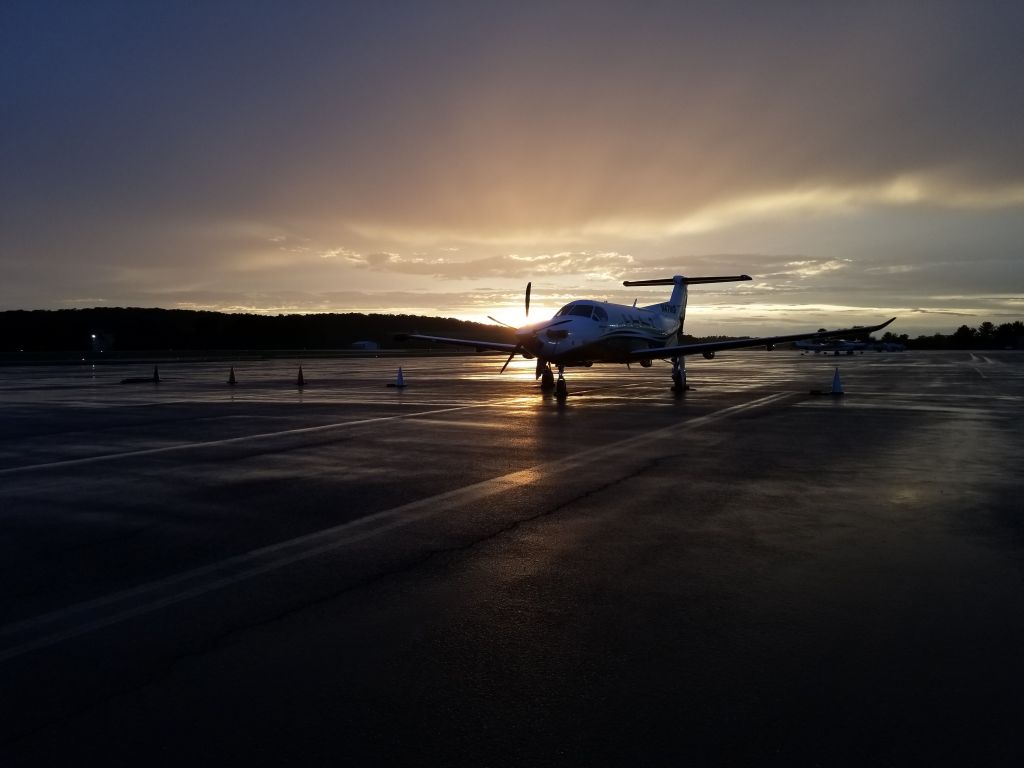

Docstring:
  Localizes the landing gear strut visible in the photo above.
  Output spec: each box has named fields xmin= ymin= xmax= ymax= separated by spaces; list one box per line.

xmin=671 ymin=356 xmax=689 ymax=393
xmin=555 ymin=364 xmax=567 ymax=400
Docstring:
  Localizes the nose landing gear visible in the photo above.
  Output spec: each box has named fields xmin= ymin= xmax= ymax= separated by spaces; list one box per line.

xmin=555 ymin=365 xmax=567 ymax=400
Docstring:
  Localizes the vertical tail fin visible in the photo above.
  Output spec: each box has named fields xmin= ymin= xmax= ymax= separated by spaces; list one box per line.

xmin=622 ymin=274 xmax=752 ymax=333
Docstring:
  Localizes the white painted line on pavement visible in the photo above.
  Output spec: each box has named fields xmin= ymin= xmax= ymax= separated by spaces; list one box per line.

xmin=0 ymin=391 xmax=791 ymax=662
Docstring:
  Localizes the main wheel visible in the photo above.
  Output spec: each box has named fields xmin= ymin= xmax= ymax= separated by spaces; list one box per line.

xmin=555 ymin=377 xmax=567 ymax=400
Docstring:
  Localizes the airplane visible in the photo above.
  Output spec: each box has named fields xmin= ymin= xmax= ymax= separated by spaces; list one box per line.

xmin=871 ymin=340 xmax=906 ymax=352
xmin=397 ymin=274 xmax=895 ymax=400
xmin=794 ymin=338 xmax=868 ymax=355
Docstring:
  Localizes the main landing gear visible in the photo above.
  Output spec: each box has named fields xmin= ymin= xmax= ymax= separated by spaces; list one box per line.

xmin=671 ymin=356 xmax=689 ymax=394
xmin=540 ymin=364 xmax=557 ymax=391
xmin=538 ymin=361 xmax=556 ymax=392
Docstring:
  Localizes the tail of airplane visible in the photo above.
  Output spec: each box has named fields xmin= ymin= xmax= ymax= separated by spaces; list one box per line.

xmin=623 ymin=275 xmax=751 ymax=329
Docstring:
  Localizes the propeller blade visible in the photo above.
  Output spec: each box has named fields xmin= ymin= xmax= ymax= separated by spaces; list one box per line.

xmin=499 ymin=351 xmax=517 ymax=373
xmin=535 ymin=357 xmax=547 ymax=380
xmin=487 ymin=315 xmax=515 ymax=328
xmin=525 ymin=282 xmax=532 ymax=318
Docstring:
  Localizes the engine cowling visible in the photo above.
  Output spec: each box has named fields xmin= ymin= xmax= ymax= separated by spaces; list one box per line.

xmin=702 ymin=351 xmax=715 ymax=360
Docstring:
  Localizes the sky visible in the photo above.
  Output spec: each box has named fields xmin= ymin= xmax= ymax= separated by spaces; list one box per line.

xmin=2 ymin=1 xmax=1023 ymax=336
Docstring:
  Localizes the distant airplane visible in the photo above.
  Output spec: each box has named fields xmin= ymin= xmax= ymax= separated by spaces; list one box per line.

xmin=398 ymin=274 xmax=895 ymax=400
xmin=795 ymin=338 xmax=868 ymax=355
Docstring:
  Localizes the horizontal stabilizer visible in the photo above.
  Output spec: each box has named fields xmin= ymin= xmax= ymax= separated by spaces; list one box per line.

xmin=623 ymin=275 xmax=751 ymax=286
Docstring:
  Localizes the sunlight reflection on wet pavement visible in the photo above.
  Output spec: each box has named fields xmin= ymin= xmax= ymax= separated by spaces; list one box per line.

xmin=2 ymin=351 xmax=1024 ymax=765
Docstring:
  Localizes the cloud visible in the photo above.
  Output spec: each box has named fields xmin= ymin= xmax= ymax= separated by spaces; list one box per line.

xmin=908 ymin=308 xmax=977 ymax=317
xmin=318 ymin=247 xmax=361 ymax=261
xmin=345 ymin=251 xmax=636 ymax=280
xmin=3 ymin=3 xmax=1024 ymax=336
xmin=346 ymin=177 xmax=1024 ymax=247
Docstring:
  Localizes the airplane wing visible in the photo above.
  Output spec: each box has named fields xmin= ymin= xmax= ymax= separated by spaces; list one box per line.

xmin=394 ymin=333 xmax=519 ymax=354
xmin=629 ymin=317 xmax=896 ymax=359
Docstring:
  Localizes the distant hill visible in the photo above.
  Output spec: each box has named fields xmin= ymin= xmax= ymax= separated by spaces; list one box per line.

xmin=0 ymin=307 xmax=515 ymax=353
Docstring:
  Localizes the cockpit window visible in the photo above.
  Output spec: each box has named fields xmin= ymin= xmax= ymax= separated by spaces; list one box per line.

xmin=556 ymin=302 xmax=590 ymax=317
xmin=555 ymin=302 xmax=607 ymax=321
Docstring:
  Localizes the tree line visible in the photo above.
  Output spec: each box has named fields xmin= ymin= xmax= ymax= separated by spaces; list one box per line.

xmin=0 ymin=308 xmax=515 ymax=353
xmin=879 ymin=321 xmax=1024 ymax=350
xmin=1 ymin=308 xmax=1020 ymax=353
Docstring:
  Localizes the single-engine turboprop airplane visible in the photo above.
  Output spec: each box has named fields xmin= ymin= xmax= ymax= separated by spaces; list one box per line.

xmin=397 ymin=274 xmax=895 ymax=400
xmin=794 ymin=338 xmax=868 ymax=355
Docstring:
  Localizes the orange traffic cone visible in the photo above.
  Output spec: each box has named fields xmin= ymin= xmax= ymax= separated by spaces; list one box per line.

xmin=228 ymin=366 xmax=236 ymax=385
xmin=297 ymin=365 xmax=305 ymax=387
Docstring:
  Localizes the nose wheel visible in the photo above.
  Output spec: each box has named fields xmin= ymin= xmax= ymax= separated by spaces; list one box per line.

xmin=555 ymin=365 xmax=567 ymax=400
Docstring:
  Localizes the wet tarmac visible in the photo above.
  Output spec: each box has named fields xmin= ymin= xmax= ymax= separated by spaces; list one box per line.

xmin=1 ymin=351 xmax=1023 ymax=765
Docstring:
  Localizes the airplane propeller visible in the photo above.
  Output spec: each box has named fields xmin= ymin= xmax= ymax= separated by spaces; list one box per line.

xmin=498 ymin=281 xmax=534 ymax=374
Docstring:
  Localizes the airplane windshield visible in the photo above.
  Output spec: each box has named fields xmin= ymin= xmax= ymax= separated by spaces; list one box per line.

xmin=555 ymin=302 xmax=606 ymax=321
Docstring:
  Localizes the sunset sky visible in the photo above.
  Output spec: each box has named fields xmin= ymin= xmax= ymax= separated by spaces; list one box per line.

xmin=2 ymin=1 xmax=1022 ymax=335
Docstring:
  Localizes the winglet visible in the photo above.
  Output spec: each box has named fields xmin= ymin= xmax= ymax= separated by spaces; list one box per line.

xmin=829 ymin=317 xmax=896 ymax=336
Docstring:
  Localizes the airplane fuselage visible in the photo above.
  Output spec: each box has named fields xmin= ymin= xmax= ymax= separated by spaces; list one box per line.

xmin=515 ymin=299 xmax=681 ymax=366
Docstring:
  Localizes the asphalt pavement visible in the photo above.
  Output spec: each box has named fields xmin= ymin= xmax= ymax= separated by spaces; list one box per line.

xmin=1 ymin=351 xmax=1023 ymax=766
